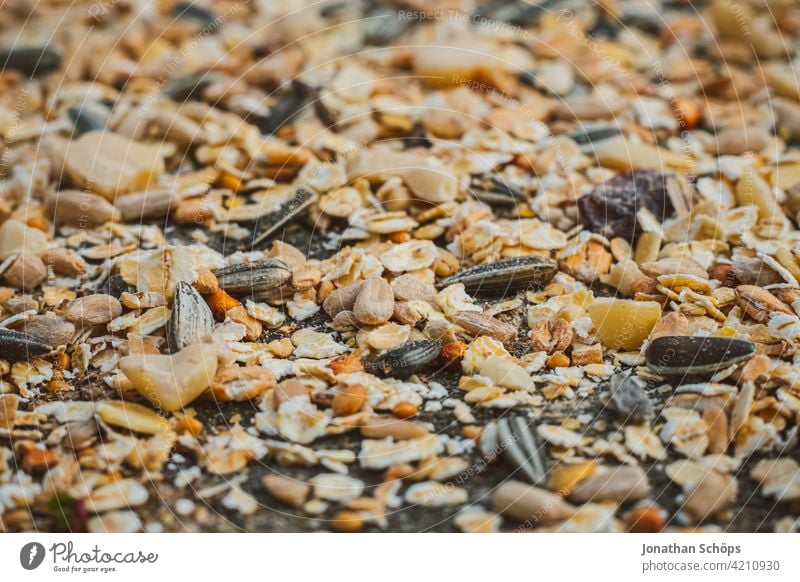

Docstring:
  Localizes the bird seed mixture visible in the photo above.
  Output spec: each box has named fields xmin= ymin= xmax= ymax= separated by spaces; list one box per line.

xmin=1 ymin=0 xmax=800 ymax=533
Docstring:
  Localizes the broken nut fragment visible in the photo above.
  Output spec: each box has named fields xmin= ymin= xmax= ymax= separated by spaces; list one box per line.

xmin=587 ymin=298 xmax=662 ymax=350
xmin=119 ymin=342 xmax=219 ymax=412
xmin=735 ymin=285 xmax=793 ymax=323
xmin=64 ymin=131 xmax=165 ymax=200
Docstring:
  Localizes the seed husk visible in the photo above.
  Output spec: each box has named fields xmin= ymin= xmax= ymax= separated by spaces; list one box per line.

xmin=495 ymin=417 xmax=548 ymax=485
xmin=370 ymin=340 xmax=442 ymax=378
xmin=735 ymin=285 xmax=793 ymax=323
xmin=215 ymin=259 xmax=292 ymax=298
xmin=0 ymin=328 xmax=51 ymax=361
xmin=168 ymin=282 xmax=214 ymax=352
xmin=451 ymin=311 xmax=517 ymax=343
xmin=438 ymin=255 xmax=558 ymax=296
xmin=603 ymin=373 xmax=653 ymax=424
xmin=469 ymin=175 xmax=527 ymax=206
xmin=246 ymin=189 xmax=316 ymax=250
xmin=645 ymin=335 xmax=756 ymax=380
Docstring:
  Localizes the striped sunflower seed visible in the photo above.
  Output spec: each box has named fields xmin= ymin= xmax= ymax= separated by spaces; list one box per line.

xmin=215 ymin=259 xmax=292 ymax=298
xmin=370 ymin=340 xmax=442 ymax=378
xmin=168 ymin=281 xmax=214 ymax=352
xmin=0 ymin=328 xmax=51 ymax=361
xmin=438 ymin=255 xmax=558 ymax=295
xmin=482 ymin=417 xmax=548 ymax=485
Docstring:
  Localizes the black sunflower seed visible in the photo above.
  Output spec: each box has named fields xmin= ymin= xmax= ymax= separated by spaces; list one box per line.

xmin=645 ymin=336 xmax=756 ymax=381
xmin=215 ymin=259 xmax=292 ymax=297
xmin=0 ymin=46 xmax=61 ymax=77
xmin=0 ymin=329 xmax=52 ymax=361
xmin=469 ymin=175 xmax=527 ymax=206
xmin=438 ymin=255 xmax=558 ymax=296
xmin=568 ymin=125 xmax=623 ymax=145
xmin=370 ymin=340 xmax=442 ymax=378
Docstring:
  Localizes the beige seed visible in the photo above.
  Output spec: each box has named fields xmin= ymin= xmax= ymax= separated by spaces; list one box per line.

xmin=39 ymin=248 xmax=87 ymax=276
xmin=0 ymin=219 xmax=48 ymax=260
xmin=353 ymin=277 xmax=394 ymax=326
xmin=360 ymin=416 xmax=428 ymax=440
xmin=492 ymin=481 xmax=576 ymax=525
xmin=682 ymin=471 xmax=738 ymax=523
xmin=15 ymin=314 xmax=75 ymax=347
xmin=322 ymin=280 xmax=363 ymax=317
xmin=3 ymin=253 xmax=48 ymax=291
xmin=114 ymin=188 xmax=181 ymax=221
xmin=568 ymin=466 xmax=649 ymax=504
xmin=46 ymin=190 xmax=121 ymax=227
xmin=262 ymin=475 xmax=309 ymax=508
xmin=65 ymin=294 xmax=123 ymax=326
xmin=711 ymin=125 xmax=770 ymax=156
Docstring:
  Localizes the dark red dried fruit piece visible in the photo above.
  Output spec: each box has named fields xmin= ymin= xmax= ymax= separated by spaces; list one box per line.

xmin=577 ymin=170 xmax=673 ymax=241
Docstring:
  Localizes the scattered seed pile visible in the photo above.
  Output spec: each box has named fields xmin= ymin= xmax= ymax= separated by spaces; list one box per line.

xmin=1 ymin=0 xmax=800 ymax=533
